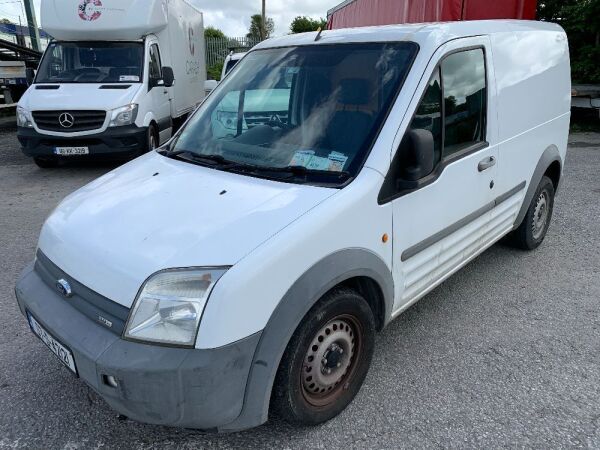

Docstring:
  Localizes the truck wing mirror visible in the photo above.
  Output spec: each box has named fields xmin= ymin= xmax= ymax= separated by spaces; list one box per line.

xmin=162 ymin=67 xmax=175 ymax=88
xmin=398 ymin=129 xmax=435 ymax=183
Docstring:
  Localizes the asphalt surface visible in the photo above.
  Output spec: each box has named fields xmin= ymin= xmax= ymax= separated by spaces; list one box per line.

xmin=0 ymin=128 xmax=599 ymax=449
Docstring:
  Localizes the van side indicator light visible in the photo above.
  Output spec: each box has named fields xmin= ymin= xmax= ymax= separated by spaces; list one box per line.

xmin=382 ymin=234 xmax=389 ymax=243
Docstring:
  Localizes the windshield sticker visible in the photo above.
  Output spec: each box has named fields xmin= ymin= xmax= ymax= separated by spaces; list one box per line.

xmin=289 ymin=150 xmax=315 ymax=167
xmin=119 ymin=75 xmax=139 ymax=82
xmin=327 ymin=152 xmax=349 ymax=172
xmin=289 ymin=150 xmax=349 ymax=172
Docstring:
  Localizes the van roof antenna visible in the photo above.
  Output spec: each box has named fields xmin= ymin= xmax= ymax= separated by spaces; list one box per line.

xmin=315 ymin=27 xmax=323 ymax=42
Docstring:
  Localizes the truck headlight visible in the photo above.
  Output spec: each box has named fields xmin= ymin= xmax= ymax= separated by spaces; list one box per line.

xmin=17 ymin=106 xmax=33 ymax=128
xmin=124 ymin=268 xmax=228 ymax=347
xmin=108 ymin=104 xmax=138 ymax=127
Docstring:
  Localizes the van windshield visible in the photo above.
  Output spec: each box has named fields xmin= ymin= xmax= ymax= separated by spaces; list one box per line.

xmin=35 ymin=42 xmax=144 ymax=84
xmin=170 ymin=43 xmax=418 ymax=186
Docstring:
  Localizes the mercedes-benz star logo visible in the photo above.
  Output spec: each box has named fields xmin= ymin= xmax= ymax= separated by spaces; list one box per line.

xmin=56 ymin=279 xmax=73 ymax=298
xmin=59 ymin=113 xmax=75 ymax=128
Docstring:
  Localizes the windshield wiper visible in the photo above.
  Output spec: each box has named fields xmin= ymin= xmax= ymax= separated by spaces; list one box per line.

xmin=250 ymin=165 xmax=352 ymax=181
xmin=166 ymin=150 xmax=239 ymax=168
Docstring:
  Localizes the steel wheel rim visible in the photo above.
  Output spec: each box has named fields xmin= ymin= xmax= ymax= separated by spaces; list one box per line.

xmin=532 ymin=190 xmax=549 ymax=240
xmin=149 ymin=134 xmax=157 ymax=150
xmin=300 ymin=314 xmax=363 ymax=407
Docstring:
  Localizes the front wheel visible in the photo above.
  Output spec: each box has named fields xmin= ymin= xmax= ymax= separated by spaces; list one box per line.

xmin=509 ymin=175 xmax=555 ymax=250
xmin=271 ymin=288 xmax=376 ymax=426
xmin=147 ymin=125 xmax=159 ymax=152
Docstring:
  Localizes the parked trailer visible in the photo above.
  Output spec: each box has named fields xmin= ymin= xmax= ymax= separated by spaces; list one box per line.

xmin=327 ymin=0 xmax=538 ymax=29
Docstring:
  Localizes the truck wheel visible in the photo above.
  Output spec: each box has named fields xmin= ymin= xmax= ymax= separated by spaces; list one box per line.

xmin=510 ymin=176 xmax=555 ymax=250
xmin=271 ymin=287 xmax=375 ymax=426
xmin=147 ymin=125 xmax=159 ymax=152
xmin=33 ymin=157 xmax=59 ymax=169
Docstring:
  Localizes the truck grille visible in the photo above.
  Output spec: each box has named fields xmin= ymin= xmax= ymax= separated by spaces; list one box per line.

xmin=32 ymin=110 xmax=107 ymax=132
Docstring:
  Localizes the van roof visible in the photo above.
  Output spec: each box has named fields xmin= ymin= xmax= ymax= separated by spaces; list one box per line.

xmin=253 ymin=20 xmax=563 ymax=51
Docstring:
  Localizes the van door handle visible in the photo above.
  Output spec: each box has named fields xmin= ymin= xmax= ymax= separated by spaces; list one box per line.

xmin=478 ymin=156 xmax=496 ymax=172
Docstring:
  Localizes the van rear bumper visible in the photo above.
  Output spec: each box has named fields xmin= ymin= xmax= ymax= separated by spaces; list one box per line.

xmin=17 ymin=125 xmax=147 ymax=160
xmin=14 ymin=262 xmax=261 ymax=431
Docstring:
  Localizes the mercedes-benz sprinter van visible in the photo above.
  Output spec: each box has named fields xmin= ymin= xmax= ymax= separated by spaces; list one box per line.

xmin=17 ymin=0 xmax=205 ymax=168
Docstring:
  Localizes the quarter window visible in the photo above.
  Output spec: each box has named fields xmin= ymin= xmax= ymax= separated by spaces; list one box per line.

xmin=149 ymin=44 xmax=162 ymax=81
xmin=441 ymin=49 xmax=486 ymax=156
xmin=410 ymin=68 xmax=443 ymax=166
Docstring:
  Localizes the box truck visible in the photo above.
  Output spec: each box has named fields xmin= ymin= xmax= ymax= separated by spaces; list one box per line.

xmin=327 ymin=0 xmax=538 ymax=29
xmin=16 ymin=0 xmax=205 ymax=168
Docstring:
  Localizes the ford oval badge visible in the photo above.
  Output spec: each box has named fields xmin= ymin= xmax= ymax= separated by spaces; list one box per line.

xmin=56 ymin=279 xmax=73 ymax=298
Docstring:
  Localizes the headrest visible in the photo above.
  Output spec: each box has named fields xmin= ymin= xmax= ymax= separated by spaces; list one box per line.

xmin=339 ymin=78 xmax=369 ymax=105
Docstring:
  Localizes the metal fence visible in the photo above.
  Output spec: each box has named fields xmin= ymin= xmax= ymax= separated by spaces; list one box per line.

xmin=205 ymin=36 xmax=261 ymax=69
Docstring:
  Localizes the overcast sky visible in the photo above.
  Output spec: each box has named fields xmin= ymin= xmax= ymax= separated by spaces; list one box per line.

xmin=0 ymin=0 xmax=341 ymax=37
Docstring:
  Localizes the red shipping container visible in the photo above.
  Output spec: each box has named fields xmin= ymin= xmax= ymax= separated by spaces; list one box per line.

xmin=327 ymin=0 xmax=538 ymax=29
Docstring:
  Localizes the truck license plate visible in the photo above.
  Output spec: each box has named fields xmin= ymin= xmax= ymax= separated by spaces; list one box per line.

xmin=54 ymin=147 xmax=89 ymax=156
xmin=27 ymin=311 xmax=78 ymax=375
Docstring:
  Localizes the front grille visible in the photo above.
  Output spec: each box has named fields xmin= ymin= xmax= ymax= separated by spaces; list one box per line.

xmin=35 ymin=250 xmax=129 ymax=336
xmin=32 ymin=110 xmax=106 ymax=132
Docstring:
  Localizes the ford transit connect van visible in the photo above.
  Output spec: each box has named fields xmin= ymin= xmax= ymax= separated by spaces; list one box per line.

xmin=15 ymin=21 xmax=570 ymax=431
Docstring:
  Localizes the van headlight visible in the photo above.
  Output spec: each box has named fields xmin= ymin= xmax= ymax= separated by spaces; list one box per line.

xmin=17 ymin=106 xmax=33 ymax=128
xmin=108 ymin=104 xmax=138 ymax=127
xmin=216 ymin=110 xmax=238 ymax=130
xmin=124 ymin=268 xmax=228 ymax=347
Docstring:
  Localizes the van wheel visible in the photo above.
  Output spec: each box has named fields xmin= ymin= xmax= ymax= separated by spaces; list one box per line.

xmin=510 ymin=176 xmax=555 ymax=250
xmin=147 ymin=125 xmax=159 ymax=152
xmin=271 ymin=288 xmax=375 ymax=426
xmin=33 ymin=157 xmax=59 ymax=169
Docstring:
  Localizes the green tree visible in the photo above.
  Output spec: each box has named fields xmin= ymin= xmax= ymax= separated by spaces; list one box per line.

xmin=538 ymin=0 xmax=600 ymax=83
xmin=204 ymin=26 xmax=226 ymax=40
xmin=290 ymin=16 xmax=327 ymax=34
xmin=247 ymin=14 xmax=274 ymax=40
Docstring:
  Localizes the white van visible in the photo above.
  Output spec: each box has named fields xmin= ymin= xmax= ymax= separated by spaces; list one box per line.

xmin=16 ymin=0 xmax=205 ymax=168
xmin=15 ymin=21 xmax=570 ymax=431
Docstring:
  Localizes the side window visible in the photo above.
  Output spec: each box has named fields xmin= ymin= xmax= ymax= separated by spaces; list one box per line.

xmin=441 ymin=49 xmax=487 ymax=156
xmin=409 ymin=68 xmax=443 ymax=166
xmin=149 ymin=44 xmax=162 ymax=81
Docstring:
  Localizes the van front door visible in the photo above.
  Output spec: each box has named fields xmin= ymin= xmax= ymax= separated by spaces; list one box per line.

xmin=148 ymin=42 xmax=172 ymax=145
xmin=384 ymin=37 xmax=501 ymax=314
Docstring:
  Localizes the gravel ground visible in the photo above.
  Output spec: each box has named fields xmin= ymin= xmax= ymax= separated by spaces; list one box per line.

xmin=0 ymin=128 xmax=599 ymax=449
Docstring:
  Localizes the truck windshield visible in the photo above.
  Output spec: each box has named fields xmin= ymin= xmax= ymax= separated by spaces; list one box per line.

xmin=35 ymin=42 xmax=144 ymax=84
xmin=170 ymin=42 xmax=418 ymax=186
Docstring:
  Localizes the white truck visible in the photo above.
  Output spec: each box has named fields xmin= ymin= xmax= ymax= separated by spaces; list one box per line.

xmin=16 ymin=0 xmax=205 ymax=168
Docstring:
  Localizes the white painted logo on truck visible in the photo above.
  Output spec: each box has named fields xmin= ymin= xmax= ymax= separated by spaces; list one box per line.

xmin=78 ymin=0 xmax=103 ymax=21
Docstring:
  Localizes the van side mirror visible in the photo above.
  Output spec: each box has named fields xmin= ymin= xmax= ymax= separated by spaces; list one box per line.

xmin=398 ymin=129 xmax=435 ymax=183
xmin=162 ymin=67 xmax=175 ymax=88
xmin=26 ymin=68 xmax=35 ymax=85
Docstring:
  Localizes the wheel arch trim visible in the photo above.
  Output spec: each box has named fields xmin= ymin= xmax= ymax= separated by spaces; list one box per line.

xmin=219 ymin=248 xmax=393 ymax=431
xmin=513 ymin=145 xmax=562 ymax=230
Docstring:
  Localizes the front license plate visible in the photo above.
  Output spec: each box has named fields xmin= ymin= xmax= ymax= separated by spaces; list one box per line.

xmin=54 ymin=147 xmax=89 ymax=156
xmin=27 ymin=311 xmax=78 ymax=375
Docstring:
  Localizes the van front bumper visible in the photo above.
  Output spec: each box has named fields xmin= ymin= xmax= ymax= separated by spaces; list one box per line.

xmin=14 ymin=262 xmax=261 ymax=431
xmin=17 ymin=125 xmax=147 ymax=160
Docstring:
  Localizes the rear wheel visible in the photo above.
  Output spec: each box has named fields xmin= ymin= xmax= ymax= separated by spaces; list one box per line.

xmin=271 ymin=288 xmax=375 ymax=426
xmin=33 ymin=156 xmax=59 ymax=169
xmin=510 ymin=175 xmax=555 ymax=250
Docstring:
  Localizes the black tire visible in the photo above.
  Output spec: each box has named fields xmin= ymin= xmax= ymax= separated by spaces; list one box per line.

xmin=271 ymin=287 xmax=376 ymax=426
xmin=147 ymin=125 xmax=159 ymax=152
xmin=33 ymin=156 xmax=59 ymax=169
xmin=509 ymin=175 xmax=555 ymax=250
